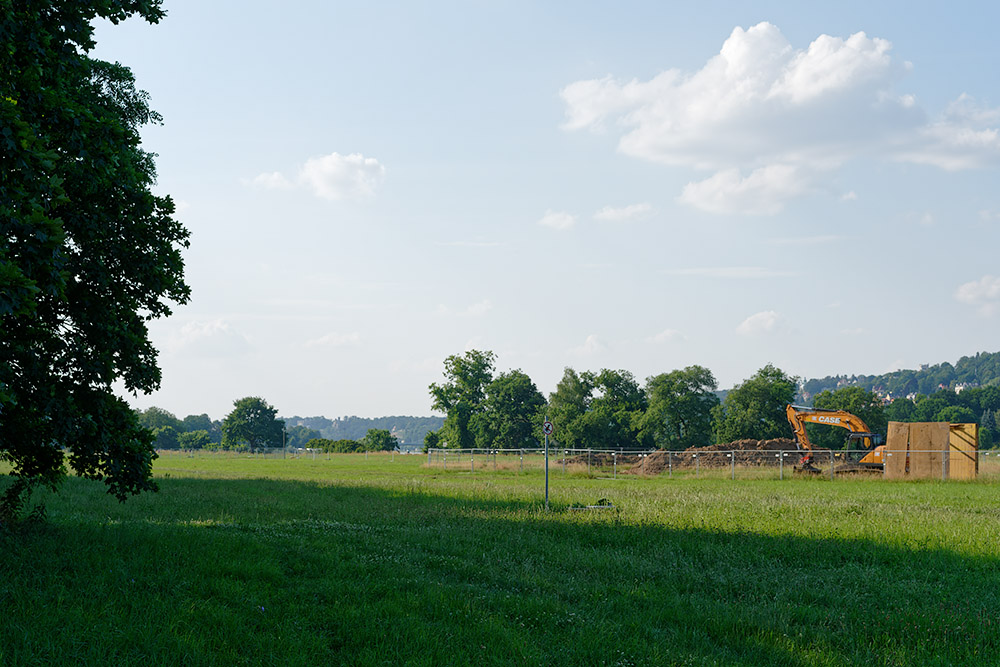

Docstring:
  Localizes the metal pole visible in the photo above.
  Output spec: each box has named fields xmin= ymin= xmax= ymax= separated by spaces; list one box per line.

xmin=588 ymin=449 xmax=591 ymax=476
xmin=695 ymin=454 xmax=699 ymax=477
xmin=544 ymin=433 xmax=549 ymax=511
xmin=563 ymin=451 xmax=566 ymax=475
xmin=942 ymin=447 xmax=947 ymax=481
xmin=471 ymin=451 xmax=475 ymax=474
xmin=444 ymin=452 xmax=447 ymax=471
xmin=613 ymin=452 xmax=617 ymax=479
xmin=520 ymin=449 xmax=523 ymax=473
xmin=779 ymin=452 xmax=783 ymax=480
xmin=731 ymin=451 xmax=735 ymax=480
xmin=830 ymin=450 xmax=834 ymax=480
xmin=669 ymin=451 xmax=672 ymax=478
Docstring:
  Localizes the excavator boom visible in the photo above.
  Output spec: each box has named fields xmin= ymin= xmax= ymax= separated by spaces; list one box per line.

xmin=785 ymin=404 xmax=884 ymax=473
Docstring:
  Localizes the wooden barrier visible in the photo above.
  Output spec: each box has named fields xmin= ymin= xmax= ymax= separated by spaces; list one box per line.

xmin=949 ymin=423 xmax=979 ymax=480
xmin=885 ymin=421 xmax=910 ymax=479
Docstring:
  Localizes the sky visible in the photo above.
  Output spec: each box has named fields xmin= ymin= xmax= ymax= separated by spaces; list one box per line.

xmin=93 ymin=1 xmax=1000 ymax=420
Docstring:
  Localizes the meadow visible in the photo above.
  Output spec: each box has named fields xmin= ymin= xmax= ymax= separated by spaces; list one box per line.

xmin=3 ymin=451 xmax=1000 ymax=666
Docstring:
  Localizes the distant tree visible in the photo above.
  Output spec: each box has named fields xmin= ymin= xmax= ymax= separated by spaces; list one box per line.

xmin=423 ymin=430 xmax=442 ymax=453
xmin=546 ymin=368 xmax=595 ymax=449
xmin=181 ymin=413 xmax=213 ymax=433
xmin=178 ymin=430 xmax=210 ymax=450
xmin=713 ymin=364 xmax=798 ymax=443
xmin=473 ymin=370 xmax=546 ymax=449
xmin=640 ymin=365 xmax=719 ymax=450
xmin=285 ymin=425 xmax=320 ymax=449
xmin=885 ymin=398 xmax=916 ymax=422
xmin=362 ymin=429 xmax=399 ymax=452
xmin=138 ymin=407 xmax=182 ymax=432
xmin=577 ymin=369 xmax=648 ymax=450
xmin=222 ymin=397 xmax=284 ymax=451
xmin=429 ymin=350 xmax=496 ymax=449
xmin=152 ymin=425 xmax=179 ymax=450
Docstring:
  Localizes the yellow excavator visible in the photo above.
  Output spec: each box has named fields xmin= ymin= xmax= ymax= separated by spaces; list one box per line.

xmin=785 ymin=404 xmax=886 ymax=473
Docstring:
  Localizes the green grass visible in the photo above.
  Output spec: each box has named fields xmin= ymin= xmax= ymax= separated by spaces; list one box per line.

xmin=2 ymin=452 xmax=1000 ymax=665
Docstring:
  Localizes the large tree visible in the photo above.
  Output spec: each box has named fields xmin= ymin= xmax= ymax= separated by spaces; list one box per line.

xmin=428 ymin=350 xmax=496 ymax=449
xmin=473 ymin=370 xmax=546 ymax=450
xmin=546 ymin=368 xmax=594 ymax=449
xmin=640 ymin=365 xmax=719 ymax=450
xmin=1 ymin=2 xmax=189 ymax=511
xmin=547 ymin=368 xmax=647 ymax=450
xmin=713 ymin=364 xmax=799 ymax=443
xmin=222 ymin=398 xmax=285 ymax=451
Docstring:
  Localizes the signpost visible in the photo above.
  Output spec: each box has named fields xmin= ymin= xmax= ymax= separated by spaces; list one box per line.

xmin=542 ymin=418 xmax=554 ymax=510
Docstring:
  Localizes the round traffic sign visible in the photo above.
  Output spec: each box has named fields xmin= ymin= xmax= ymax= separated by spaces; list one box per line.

xmin=542 ymin=420 xmax=554 ymax=435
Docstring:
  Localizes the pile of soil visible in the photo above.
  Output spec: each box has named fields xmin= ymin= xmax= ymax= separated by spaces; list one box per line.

xmin=626 ymin=438 xmax=822 ymax=475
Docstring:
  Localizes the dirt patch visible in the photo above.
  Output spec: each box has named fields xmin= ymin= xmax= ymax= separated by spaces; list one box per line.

xmin=625 ymin=438 xmax=823 ymax=475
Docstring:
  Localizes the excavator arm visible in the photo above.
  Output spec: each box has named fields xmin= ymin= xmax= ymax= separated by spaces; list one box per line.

xmin=785 ymin=404 xmax=883 ymax=472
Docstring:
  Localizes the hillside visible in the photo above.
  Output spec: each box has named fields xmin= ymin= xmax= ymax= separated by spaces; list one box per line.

xmin=801 ymin=351 xmax=1000 ymax=402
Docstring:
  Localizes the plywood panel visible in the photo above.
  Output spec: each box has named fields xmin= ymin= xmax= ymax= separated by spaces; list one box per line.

xmin=885 ymin=421 xmax=910 ymax=479
xmin=949 ymin=423 xmax=979 ymax=480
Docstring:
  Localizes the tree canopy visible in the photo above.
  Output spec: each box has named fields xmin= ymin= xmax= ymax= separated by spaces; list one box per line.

xmin=713 ymin=364 xmax=798 ymax=443
xmin=640 ymin=365 xmax=719 ymax=450
xmin=222 ymin=397 xmax=284 ymax=451
xmin=428 ymin=350 xmax=496 ymax=449
xmin=1 ymin=1 xmax=189 ymax=509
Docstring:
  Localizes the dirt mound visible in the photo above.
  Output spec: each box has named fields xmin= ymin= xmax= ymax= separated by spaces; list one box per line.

xmin=627 ymin=438 xmax=815 ymax=475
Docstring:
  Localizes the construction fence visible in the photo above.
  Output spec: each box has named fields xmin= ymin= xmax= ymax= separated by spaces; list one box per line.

xmin=426 ymin=446 xmax=992 ymax=481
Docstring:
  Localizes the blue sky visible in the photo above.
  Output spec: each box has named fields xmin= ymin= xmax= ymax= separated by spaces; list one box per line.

xmin=95 ymin=1 xmax=1000 ymax=420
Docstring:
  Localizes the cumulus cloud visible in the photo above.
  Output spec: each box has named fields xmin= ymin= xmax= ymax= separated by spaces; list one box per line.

xmin=955 ymin=275 xmax=1000 ymax=315
xmin=250 ymin=152 xmax=385 ymax=200
xmin=166 ymin=319 xmax=251 ymax=358
xmin=647 ymin=328 xmax=684 ymax=343
xmin=736 ymin=310 xmax=781 ymax=335
xmin=561 ymin=22 xmax=1000 ymax=214
xmin=538 ymin=210 xmax=577 ymax=230
xmin=570 ymin=334 xmax=607 ymax=356
xmin=593 ymin=202 xmax=652 ymax=221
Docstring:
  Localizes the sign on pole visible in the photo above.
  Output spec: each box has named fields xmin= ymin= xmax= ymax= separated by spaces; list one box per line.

xmin=543 ymin=418 xmax=552 ymax=510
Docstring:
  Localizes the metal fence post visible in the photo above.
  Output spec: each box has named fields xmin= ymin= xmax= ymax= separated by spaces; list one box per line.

xmin=695 ymin=453 xmax=699 ymax=477
xmin=942 ymin=447 xmax=947 ymax=481
xmin=779 ymin=451 xmax=783 ymax=480
xmin=471 ymin=451 xmax=475 ymax=474
xmin=520 ymin=449 xmax=523 ymax=473
xmin=668 ymin=451 xmax=672 ymax=478
xmin=588 ymin=449 xmax=591 ymax=476
xmin=613 ymin=452 xmax=617 ymax=479
xmin=563 ymin=451 xmax=567 ymax=475
xmin=830 ymin=450 xmax=834 ymax=480
xmin=731 ymin=451 xmax=735 ymax=480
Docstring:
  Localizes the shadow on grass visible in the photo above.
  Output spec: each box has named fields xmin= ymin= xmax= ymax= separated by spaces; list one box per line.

xmin=2 ymin=475 xmax=999 ymax=666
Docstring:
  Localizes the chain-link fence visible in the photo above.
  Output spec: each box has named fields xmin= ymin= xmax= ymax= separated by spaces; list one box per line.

xmin=426 ymin=447 xmax=997 ymax=480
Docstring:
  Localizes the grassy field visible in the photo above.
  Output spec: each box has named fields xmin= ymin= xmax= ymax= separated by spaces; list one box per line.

xmin=3 ymin=452 xmax=1000 ymax=666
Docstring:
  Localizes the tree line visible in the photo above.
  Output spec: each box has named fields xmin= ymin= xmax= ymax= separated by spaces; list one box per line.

xmin=425 ymin=350 xmax=1000 ymax=452
xmin=137 ymin=397 xmax=399 ymax=453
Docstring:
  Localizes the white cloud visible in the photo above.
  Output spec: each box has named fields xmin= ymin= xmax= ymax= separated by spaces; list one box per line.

xmin=252 ymin=171 xmax=294 ymax=190
xmin=841 ymin=190 xmax=858 ymax=201
xmin=304 ymin=332 xmax=361 ymax=348
xmin=736 ymin=310 xmax=781 ymax=335
xmin=677 ymin=164 xmax=810 ymax=214
xmin=570 ymin=334 xmax=606 ymax=356
xmin=561 ymin=22 xmax=1000 ymax=214
xmin=647 ymin=328 xmax=683 ymax=343
xmin=299 ymin=152 xmax=385 ymax=200
xmin=538 ymin=210 xmax=577 ymax=230
xmin=955 ymin=275 xmax=1000 ymax=315
xmin=166 ymin=319 xmax=251 ymax=358
xmin=593 ymin=202 xmax=652 ymax=221
xmin=250 ymin=152 xmax=385 ymax=201
xmin=664 ymin=266 xmax=795 ymax=278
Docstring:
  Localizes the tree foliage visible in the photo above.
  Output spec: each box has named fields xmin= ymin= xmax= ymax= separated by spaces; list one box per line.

xmin=361 ymin=428 xmax=399 ymax=452
xmin=640 ymin=365 xmax=719 ymax=450
xmin=472 ymin=370 xmax=546 ymax=450
xmin=713 ymin=364 xmax=798 ymax=442
xmin=428 ymin=350 xmax=496 ymax=449
xmin=1 ymin=1 xmax=190 ymax=507
xmin=222 ymin=397 xmax=284 ymax=451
